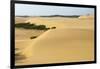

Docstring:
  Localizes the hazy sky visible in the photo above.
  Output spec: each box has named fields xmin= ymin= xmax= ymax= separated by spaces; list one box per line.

xmin=15 ymin=4 xmax=94 ymax=16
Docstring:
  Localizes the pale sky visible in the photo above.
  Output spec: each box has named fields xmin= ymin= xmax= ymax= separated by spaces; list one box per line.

xmin=15 ymin=4 xmax=94 ymax=16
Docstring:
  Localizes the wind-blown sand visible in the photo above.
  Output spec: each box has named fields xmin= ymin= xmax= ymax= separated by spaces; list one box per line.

xmin=15 ymin=16 xmax=94 ymax=66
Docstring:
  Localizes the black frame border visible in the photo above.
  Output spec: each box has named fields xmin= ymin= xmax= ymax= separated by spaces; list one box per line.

xmin=10 ymin=0 xmax=97 ymax=69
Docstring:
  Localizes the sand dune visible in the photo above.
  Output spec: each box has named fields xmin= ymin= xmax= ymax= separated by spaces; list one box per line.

xmin=15 ymin=16 xmax=94 ymax=29
xmin=15 ymin=16 xmax=94 ymax=66
xmin=25 ymin=16 xmax=94 ymax=29
xmin=15 ymin=40 xmax=33 ymax=53
xmin=16 ymin=28 xmax=94 ymax=66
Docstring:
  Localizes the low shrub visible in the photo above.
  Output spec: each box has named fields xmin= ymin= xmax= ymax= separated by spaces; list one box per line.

xmin=30 ymin=36 xmax=37 ymax=39
xmin=51 ymin=26 xmax=56 ymax=29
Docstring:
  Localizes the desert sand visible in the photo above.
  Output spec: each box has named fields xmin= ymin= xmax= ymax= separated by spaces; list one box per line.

xmin=15 ymin=15 xmax=94 ymax=66
xmin=25 ymin=16 xmax=94 ymax=29
xmin=15 ymin=17 xmax=30 ymax=23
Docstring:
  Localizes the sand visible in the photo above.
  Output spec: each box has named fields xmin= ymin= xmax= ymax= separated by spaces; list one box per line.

xmin=25 ymin=16 xmax=94 ymax=29
xmin=15 ymin=17 xmax=30 ymax=23
xmin=15 ymin=15 xmax=94 ymax=66
xmin=15 ymin=28 xmax=45 ymax=40
xmin=15 ymin=28 xmax=45 ymax=54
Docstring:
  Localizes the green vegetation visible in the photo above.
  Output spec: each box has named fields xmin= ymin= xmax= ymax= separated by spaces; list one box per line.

xmin=15 ymin=23 xmax=50 ymax=30
xmin=15 ymin=22 xmax=57 ymax=30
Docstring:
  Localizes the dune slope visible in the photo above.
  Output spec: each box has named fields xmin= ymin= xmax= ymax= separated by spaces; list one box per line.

xmin=16 ymin=28 xmax=94 ymax=65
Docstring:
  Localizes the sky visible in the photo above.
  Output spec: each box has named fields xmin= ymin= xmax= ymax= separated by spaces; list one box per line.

xmin=15 ymin=4 xmax=94 ymax=16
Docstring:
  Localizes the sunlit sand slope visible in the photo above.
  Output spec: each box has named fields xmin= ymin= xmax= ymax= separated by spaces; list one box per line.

xmin=16 ymin=28 xmax=94 ymax=65
xmin=15 ymin=28 xmax=45 ymax=54
xmin=15 ymin=28 xmax=45 ymax=40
